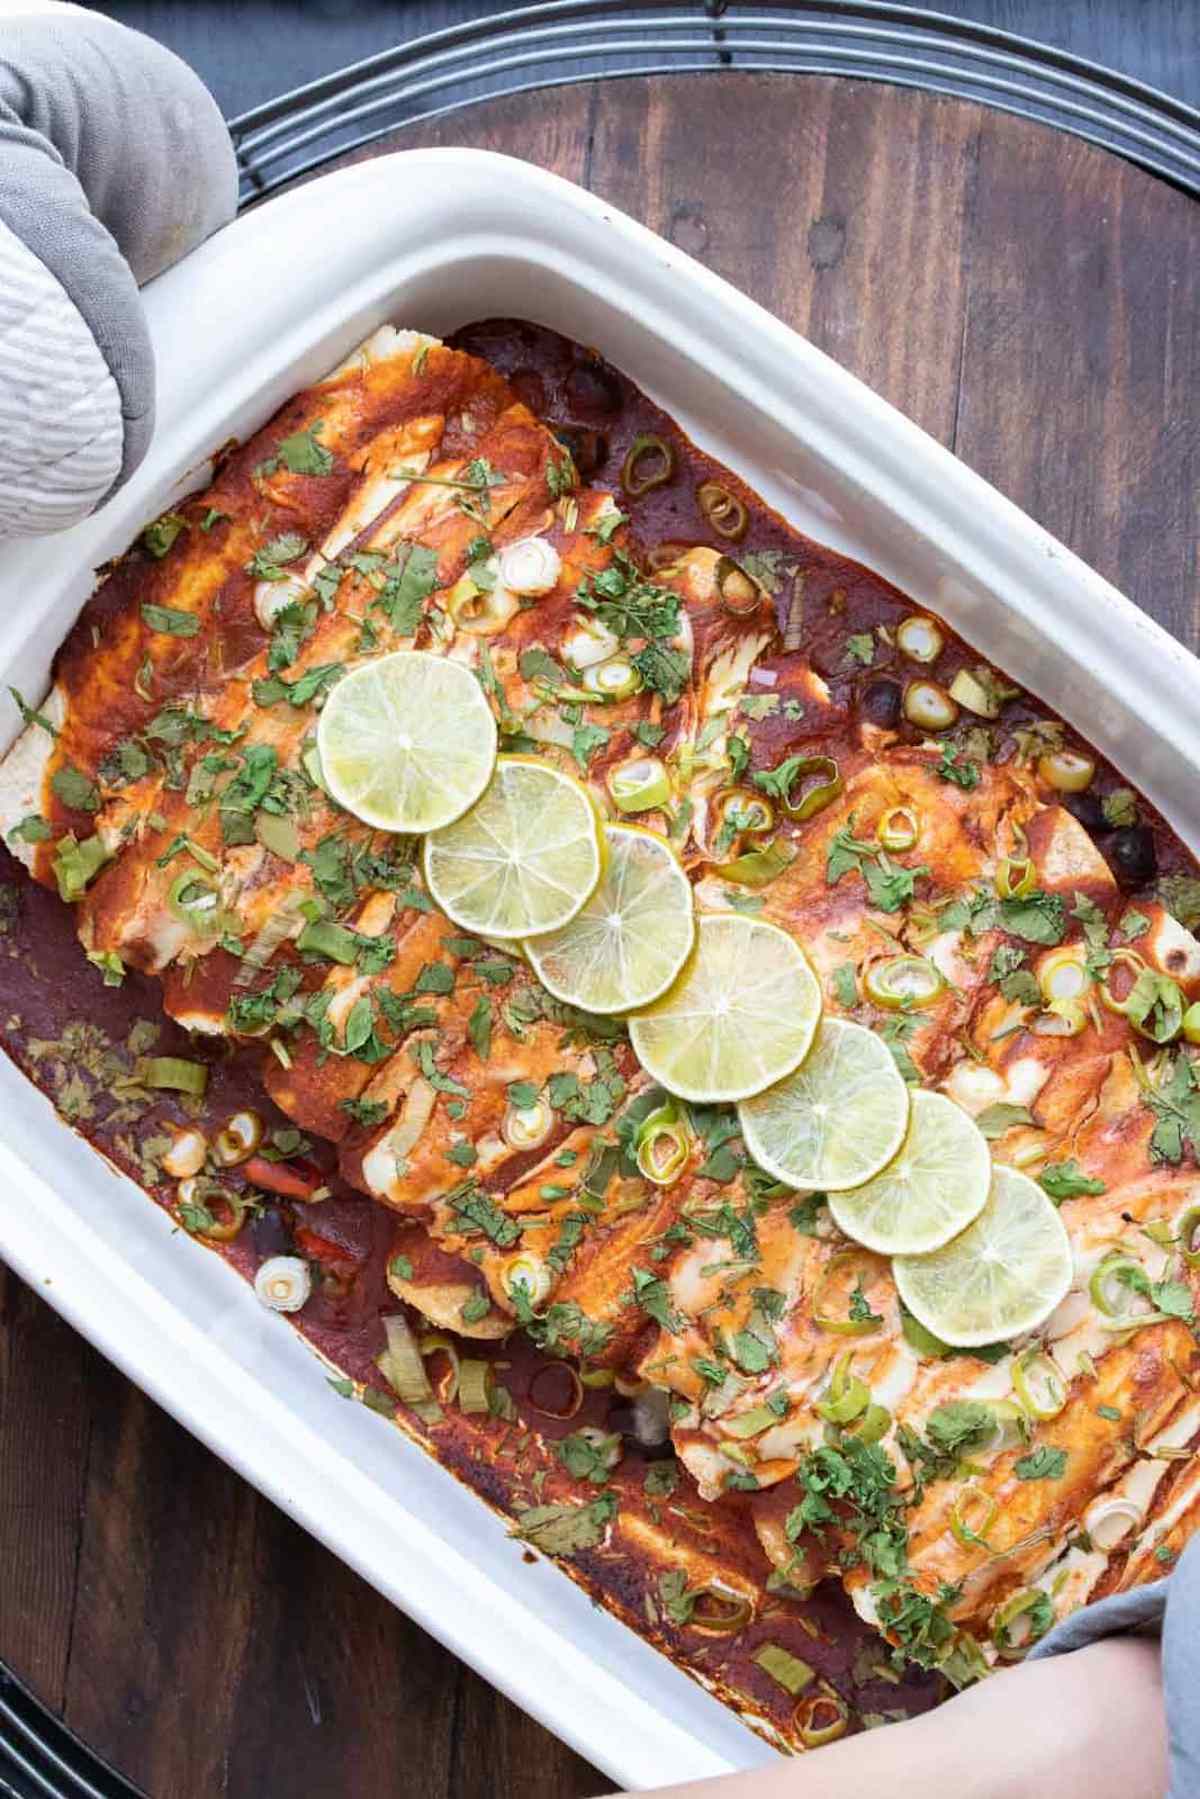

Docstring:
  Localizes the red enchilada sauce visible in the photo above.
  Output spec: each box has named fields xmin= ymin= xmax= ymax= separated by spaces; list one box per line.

xmin=3 ymin=319 xmax=1195 ymax=1753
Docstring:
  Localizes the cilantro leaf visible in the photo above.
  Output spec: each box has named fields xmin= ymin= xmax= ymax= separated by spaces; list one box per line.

xmin=975 ymin=1102 xmax=1036 ymax=1140
xmin=141 ymin=602 xmax=199 ymax=637
xmin=1014 ymin=1446 xmax=1067 ymax=1482
xmin=999 ymin=890 xmax=1066 ymax=945
xmin=1038 ymin=1160 xmax=1106 ymax=1202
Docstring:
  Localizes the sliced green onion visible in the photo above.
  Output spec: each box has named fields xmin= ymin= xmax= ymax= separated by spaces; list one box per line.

xmin=256 ymin=809 xmax=301 ymax=862
xmin=1183 ymin=1003 xmax=1200 ymax=1045
xmin=949 ymin=666 xmax=1006 ymax=719
xmin=996 ymin=855 xmax=1036 ymax=900
xmin=135 ymin=1055 xmax=208 ymax=1097
xmin=1038 ymin=945 xmax=1090 ymax=1005
xmin=714 ymin=837 xmax=797 ymax=888
xmin=500 ymin=1251 xmax=553 ymax=1309
xmin=721 ymin=1405 xmax=779 ymax=1440
xmin=1032 ymin=997 xmax=1088 ymax=1037
xmin=501 ymin=1100 xmax=554 ymax=1154
xmin=863 ymin=954 xmax=943 ymax=1010
xmin=415 ymin=1332 xmax=462 ymax=1404
xmin=1038 ymin=750 xmax=1096 ymax=793
xmin=849 ymin=1403 xmax=892 ymax=1446
xmin=686 ymin=1586 xmax=754 ymax=1636
xmin=298 ymin=918 xmax=361 ymax=965
xmin=176 ymin=1177 xmax=246 ymax=1242
xmin=607 ymin=755 xmax=670 ymax=814
xmin=773 ymin=755 xmax=843 ymax=822
xmin=812 ymin=1251 xmax=883 ymax=1336
xmin=1176 ymin=1205 xmax=1200 ymax=1268
xmin=714 ymin=787 xmax=775 ymax=839
xmin=583 ymin=654 xmax=643 ymax=702
xmin=753 ymin=1642 xmax=815 ymax=1696
xmin=635 ymin=1101 xmax=689 ymax=1186
xmin=815 ymin=1353 xmax=870 ymax=1425
xmin=168 ymin=871 xmax=222 ymax=932
xmin=877 ymin=805 xmax=919 ymax=852
xmin=1012 ymin=1348 xmax=1067 ymax=1420
xmin=212 ymin=1109 xmax=263 ymax=1167
xmin=794 ymin=1689 xmax=849 ymax=1748
xmin=903 ymin=679 xmax=958 ymax=731
xmin=698 ymin=484 xmax=750 ymax=544
xmin=950 ymin=1484 xmax=998 ymax=1549
xmin=714 ymin=555 xmax=759 ymax=611
xmin=1102 ymin=964 xmax=1185 ymax=1044
xmin=621 ymin=433 xmax=676 ymax=497
xmin=896 ymin=615 xmax=944 ymax=664
xmin=377 ymin=1313 xmax=434 ymax=1407
xmin=52 ymin=831 xmax=112 ymax=902
xmin=1089 ymin=1249 xmax=1152 ymax=1321
xmin=1084 ymin=1495 xmax=1143 ymax=1551
xmin=991 ymin=1588 xmax=1053 ymax=1659
xmin=985 ymin=1399 xmax=1030 ymax=1453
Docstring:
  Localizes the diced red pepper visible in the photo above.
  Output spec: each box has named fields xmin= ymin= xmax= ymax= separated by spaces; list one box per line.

xmin=242 ymin=1154 xmax=325 ymax=1201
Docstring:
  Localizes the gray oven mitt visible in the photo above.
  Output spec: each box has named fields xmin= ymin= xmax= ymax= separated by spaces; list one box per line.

xmin=1030 ymin=1534 xmax=1200 ymax=1797
xmin=0 ymin=2 xmax=237 ymax=537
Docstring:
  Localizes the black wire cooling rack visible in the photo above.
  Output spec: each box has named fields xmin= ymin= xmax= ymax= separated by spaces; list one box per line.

xmin=5 ymin=3 xmax=1198 ymax=1793
xmin=228 ymin=0 xmax=1200 ymax=205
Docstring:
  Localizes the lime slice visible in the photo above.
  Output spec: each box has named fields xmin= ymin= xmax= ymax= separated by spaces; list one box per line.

xmin=525 ymin=823 xmax=695 ymax=1014
xmin=628 ymin=913 xmax=820 ymax=1103
xmin=827 ymin=1089 xmax=990 ymax=1255
xmin=423 ymin=755 xmax=603 ymax=939
xmin=317 ymin=650 xmax=496 ymax=833
xmin=893 ymin=1163 xmax=1073 ymax=1348
xmin=738 ymin=1017 xmax=909 ymax=1193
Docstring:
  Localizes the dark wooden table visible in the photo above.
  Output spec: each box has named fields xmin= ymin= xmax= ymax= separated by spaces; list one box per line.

xmin=2 ymin=70 xmax=1198 ymax=1799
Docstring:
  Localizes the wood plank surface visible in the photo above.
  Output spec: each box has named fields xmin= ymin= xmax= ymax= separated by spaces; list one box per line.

xmin=1 ymin=70 xmax=1198 ymax=1799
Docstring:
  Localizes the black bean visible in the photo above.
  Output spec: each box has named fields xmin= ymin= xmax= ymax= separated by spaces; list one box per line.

xmin=509 ymin=367 xmax=547 ymax=415
xmin=1064 ymin=792 xmax=1109 ymax=834
xmin=860 ymin=678 xmax=902 ymax=729
xmin=249 ymin=1204 xmax=294 ymax=1259
xmin=553 ymin=425 xmax=608 ymax=478
xmin=1108 ymin=825 xmax=1158 ymax=889
xmin=564 ymin=359 xmax=623 ymax=415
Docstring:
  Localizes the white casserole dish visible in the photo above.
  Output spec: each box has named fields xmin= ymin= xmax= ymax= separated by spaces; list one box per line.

xmin=1 ymin=148 xmax=1197 ymax=1790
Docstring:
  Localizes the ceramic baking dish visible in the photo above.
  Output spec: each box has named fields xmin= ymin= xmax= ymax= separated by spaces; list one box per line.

xmin=1 ymin=149 xmax=1197 ymax=1790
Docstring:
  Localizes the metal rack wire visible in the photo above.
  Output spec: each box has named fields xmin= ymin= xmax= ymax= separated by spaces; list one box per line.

xmin=229 ymin=0 xmax=1200 ymax=206
xmin=0 ymin=1669 xmax=140 ymax=1799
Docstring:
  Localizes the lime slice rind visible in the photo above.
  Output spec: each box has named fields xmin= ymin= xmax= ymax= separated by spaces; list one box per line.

xmin=423 ymin=756 xmax=603 ymax=939
xmin=739 ymin=1017 xmax=909 ymax=1193
xmin=628 ymin=913 xmax=821 ymax=1103
xmin=893 ymin=1163 xmax=1074 ymax=1348
xmin=526 ymin=824 xmax=696 ymax=1015
xmin=317 ymin=650 xmax=497 ymax=834
xmin=826 ymin=1088 xmax=991 ymax=1255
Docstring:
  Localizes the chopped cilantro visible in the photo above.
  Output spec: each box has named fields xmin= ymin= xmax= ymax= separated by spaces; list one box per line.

xmin=258 ymin=423 xmax=333 ymax=478
xmin=936 ymin=743 xmax=980 ymax=790
xmin=571 ymin=722 xmax=609 ymax=771
xmin=142 ymin=513 xmax=187 ymax=558
xmin=377 ymin=543 xmax=440 ymax=634
xmin=1014 ymin=1446 xmax=1067 ymax=1482
xmin=999 ymin=890 xmax=1066 ymax=945
xmin=339 ymin=1095 xmax=389 ymax=1129
xmin=141 ymin=602 xmax=199 ymax=637
xmin=975 ymin=1102 xmax=1036 ymax=1140
xmin=51 ymin=764 xmax=99 ymax=813
xmin=1039 ymin=1160 xmax=1106 ymax=1202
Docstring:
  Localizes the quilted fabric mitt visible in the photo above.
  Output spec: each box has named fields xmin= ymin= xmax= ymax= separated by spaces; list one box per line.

xmin=0 ymin=1 xmax=237 ymax=535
